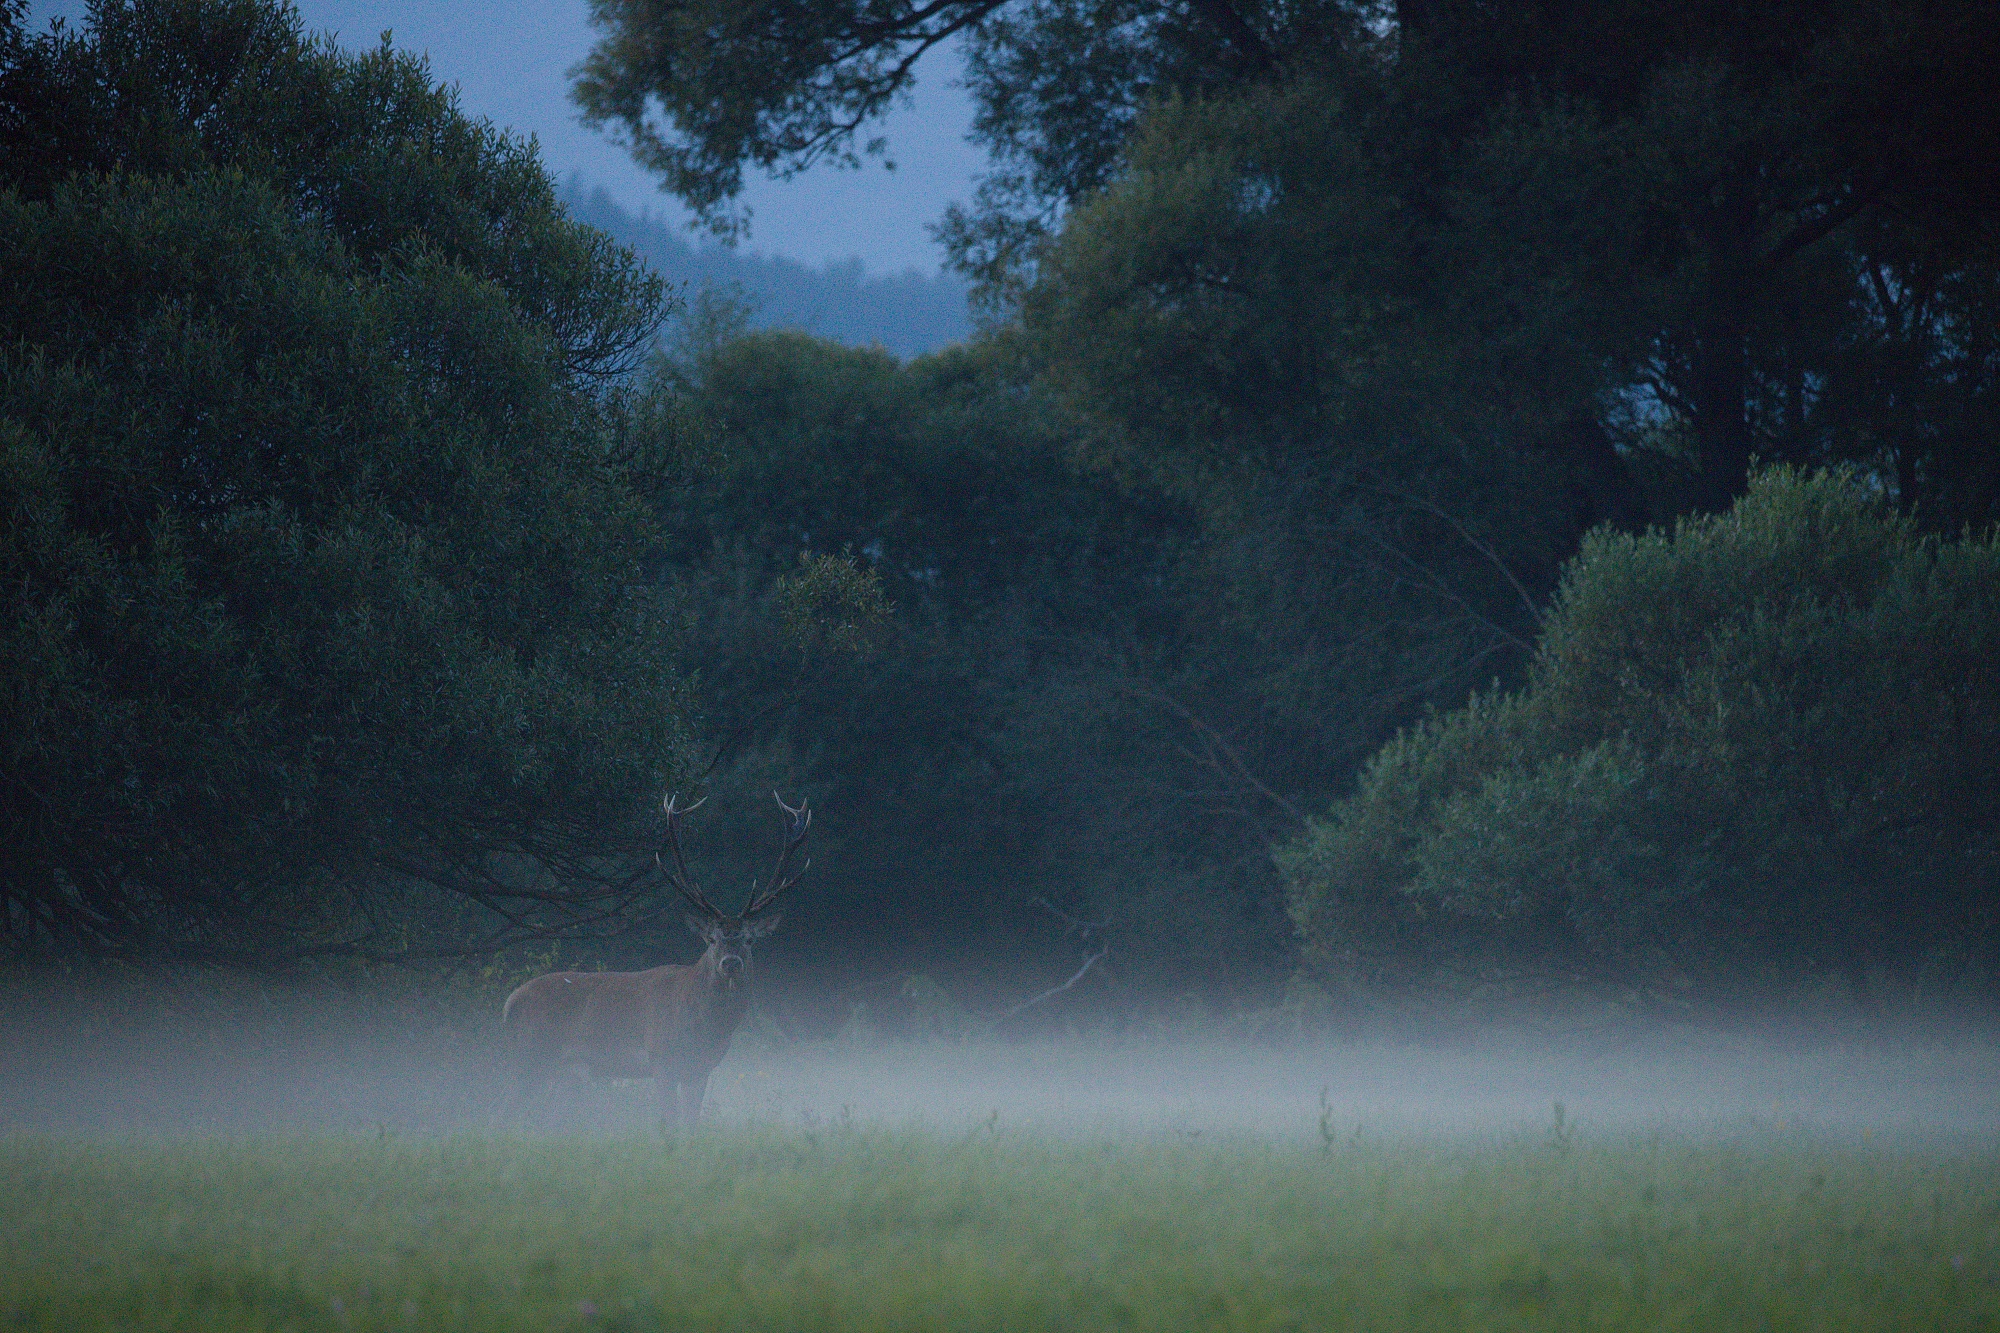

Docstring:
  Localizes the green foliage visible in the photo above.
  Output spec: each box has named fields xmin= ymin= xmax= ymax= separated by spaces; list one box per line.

xmin=1014 ymin=70 xmax=1617 ymax=746
xmin=581 ymin=0 xmax=2000 ymax=520
xmin=568 ymin=0 xmax=1316 ymax=251
xmin=8 ymin=0 xmax=1994 ymax=1010
xmin=4 ymin=1128 xmax=1997 ymax=1330
xmin=667 ymin=320 xmax=1525 ymax=999
xmin=1283 ymin=468 xmax=2000 ymax=989
xmin=554 ymin=0 xmax=2000 ymax=1015
xmin=565 ymin=0 xmax=2000 ymax=1006
xmin=655 ymin=327 xmax=1231 ymax=990
xmin=570 ymin=0 xmax=977 ymax=238
xmin=0 ymin=0 xmax=699 ymax=958
xmin=775 ymin=552 xmax=893 ymax=661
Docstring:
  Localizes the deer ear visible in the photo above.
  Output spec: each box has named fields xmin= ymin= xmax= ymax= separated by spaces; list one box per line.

xmin=743 ymin=913 xmax=783 ymax=940
xmin=685 ymin=913 xmax=717 ymax=939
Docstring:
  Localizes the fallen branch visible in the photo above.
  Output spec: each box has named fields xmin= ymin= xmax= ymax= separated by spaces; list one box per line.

xmin=989 ymin=946 xmax=1110 ymax=1029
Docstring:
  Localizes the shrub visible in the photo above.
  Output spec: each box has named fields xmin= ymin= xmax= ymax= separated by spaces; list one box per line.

xmin=1281 ymin=467 xmax=2000 ymax=994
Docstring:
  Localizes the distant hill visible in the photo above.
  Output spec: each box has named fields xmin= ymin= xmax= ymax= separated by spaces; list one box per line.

xmin=561 ymin=181 xmax=975 ymax=359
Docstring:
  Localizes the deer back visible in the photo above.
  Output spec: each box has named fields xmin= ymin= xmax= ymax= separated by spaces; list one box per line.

xmin=500 ymin=792 xmax=810 ymax=1084
xmin=502 ymin=955 xmax=751 ymax=1075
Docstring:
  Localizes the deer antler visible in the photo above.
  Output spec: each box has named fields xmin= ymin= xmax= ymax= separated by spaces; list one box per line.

xmin=658 ymin=794 xmax=730 ymax=920
xmin=742 ymin=792 xmax=811 ymax=918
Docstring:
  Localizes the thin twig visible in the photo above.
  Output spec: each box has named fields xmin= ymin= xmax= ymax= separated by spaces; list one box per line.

xmin=990 ymin=947 xmax=1109 ymax=1028
xmin=1115 ymin=683 xmax=1306 ymax=828
xmin=1361 ymin=483 xmax=1545 ymax=628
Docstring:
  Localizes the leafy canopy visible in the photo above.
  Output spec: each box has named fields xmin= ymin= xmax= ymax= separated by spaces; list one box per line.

xmin=1281 ymin=468 xmax=2000 ymax=991
xmin=578 ymin=0 xmax=2000 ymax=519
xmin=0 ymin=0 xmax=698 ymax=958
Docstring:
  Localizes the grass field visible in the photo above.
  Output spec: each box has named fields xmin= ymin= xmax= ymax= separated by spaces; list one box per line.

xmin=4 ymin=971 xmax=1997 ymax=1332
xmin=4 ymin=1124 xmax=1997 ymax=1332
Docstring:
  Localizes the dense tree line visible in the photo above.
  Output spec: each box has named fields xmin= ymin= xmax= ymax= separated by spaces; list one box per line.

xmin=3 ymin=0 xmax=1995 ymax=1013
xmin=602 ymin=0 xmax=2000 ymax=1009
xmin=579 ymin=0 xmax=2000 ymax=521
xmin=657 ymin=317 xmax=1565 ymax=1004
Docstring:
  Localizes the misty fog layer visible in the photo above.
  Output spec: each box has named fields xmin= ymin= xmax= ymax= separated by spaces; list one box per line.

xmin=702 ymin=1030 xmax=2000 ymax=1138
xmin=5 ymin=976 xmax=1993 ymax=1140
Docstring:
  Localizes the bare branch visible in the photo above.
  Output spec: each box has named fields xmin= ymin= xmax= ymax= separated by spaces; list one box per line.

xmin=990 ymin=946 xmax=1109 ymax=1027
xmin=1034 ymin=895 xmax=1107 ymax=937
xmin=1361 ymin=482 xmax=1545 ymax=629
xmin=1763 ymin=181 xmax=1881 ymax=268
xmin=1115 ymin=683 xmax=1307 ymax=830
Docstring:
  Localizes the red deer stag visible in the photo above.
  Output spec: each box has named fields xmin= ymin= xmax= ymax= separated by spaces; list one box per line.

xmin=500 ymin=792 xmax=810 ymax=1130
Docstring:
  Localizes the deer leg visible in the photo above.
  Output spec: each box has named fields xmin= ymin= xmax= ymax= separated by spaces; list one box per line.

xmin=494 ymin=1059 xmax=551 ymax=1131
xmin=655 ymin=1071 xmax=685 ymax=1135
xmin=680 ymin=1071 xmax=711 ymax=1127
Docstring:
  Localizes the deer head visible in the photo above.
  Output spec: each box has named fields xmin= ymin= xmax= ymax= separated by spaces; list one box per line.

xmin=656 ymin=792 xmax=811 ymax=985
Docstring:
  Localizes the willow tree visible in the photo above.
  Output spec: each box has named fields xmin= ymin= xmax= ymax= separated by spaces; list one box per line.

xmin=0 ymin=0 xmax=700 ymax=958
xmin=1282 ymin=469 xmax=2000 ymax=1002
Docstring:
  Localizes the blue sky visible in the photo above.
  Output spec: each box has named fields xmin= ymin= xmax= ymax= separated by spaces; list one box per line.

xmin=27 ymin=0 xmax=986 ymax=274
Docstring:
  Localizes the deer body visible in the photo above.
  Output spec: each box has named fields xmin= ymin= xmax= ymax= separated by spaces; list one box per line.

xmin=498 ymin=793 xmax=809 ymax=1131
xmin=502 ymin=951 xmax=750 ymax=1126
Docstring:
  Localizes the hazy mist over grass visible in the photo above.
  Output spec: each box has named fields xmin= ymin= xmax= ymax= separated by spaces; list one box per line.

xmin=4 ymin=968 xmax=1995 ymax=1138
xmin=5 ymin=971 xmax=1997 ymax=1329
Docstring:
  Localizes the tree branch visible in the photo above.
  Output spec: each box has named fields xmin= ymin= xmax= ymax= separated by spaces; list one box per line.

xmin=1362 ymin=482 xmax=1545 ymax=628
xmin=1115 ymin=683 xmax=1306 ymax=828
xmin=1763 ymin=181 xmax=1881 ymax=268
xmin=1185 ymin=0 xmax=1279 ymax=75
xmin=989 ymin=945 xmax=1109 ymax=1027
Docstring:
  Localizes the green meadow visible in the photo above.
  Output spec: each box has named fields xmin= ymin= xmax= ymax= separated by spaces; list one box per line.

xmin=3 ymin=1125 xmax=1996 ymax=1332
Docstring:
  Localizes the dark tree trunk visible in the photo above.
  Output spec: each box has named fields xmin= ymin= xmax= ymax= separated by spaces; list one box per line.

xmin=1897 ymin=444 xmax=1919 ymax=512
xmin=1842 ymin=936 xmax=1879 ymax=1020
xmin=1553 ymin=410 xmax=1647 ymax=536
xmin=1685 ymin=188 xmax=1760 ymax=515
xmin=1687 ymin=319 xmax=1754 ymax=515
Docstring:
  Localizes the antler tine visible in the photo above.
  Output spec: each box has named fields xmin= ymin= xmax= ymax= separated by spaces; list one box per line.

xmin=657 ymin=792 xmax=728 ymax=919
xmin=743 ymin=791 xmax=811 ymax=918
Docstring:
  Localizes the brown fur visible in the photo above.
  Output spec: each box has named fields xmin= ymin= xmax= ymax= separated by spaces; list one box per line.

xmin=500 ymin=941 xmax=754 ymax=1129
xmin=499 ymin=792 xmax=808 ymax=1130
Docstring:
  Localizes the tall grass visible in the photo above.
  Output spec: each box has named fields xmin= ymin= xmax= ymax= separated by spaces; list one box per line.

xmin=4 ymin=1124 xmax=1995 ymax=1331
